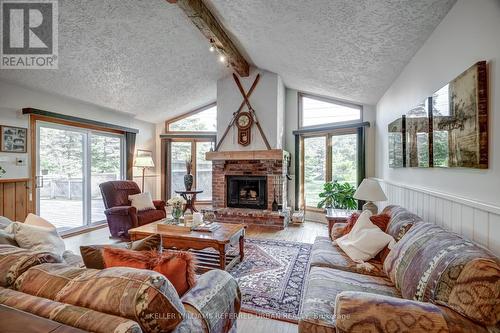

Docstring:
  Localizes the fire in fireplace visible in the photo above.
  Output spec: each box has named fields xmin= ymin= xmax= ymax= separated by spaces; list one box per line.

xmin=227 ymin=176 xmax=267 ymax=209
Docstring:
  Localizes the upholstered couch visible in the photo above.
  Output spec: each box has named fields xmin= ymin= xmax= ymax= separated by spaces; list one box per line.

xmin=0 ymin=244 xmax=240 ymax=333
xmin=299 ymin=205 xmax=500 ymax=333
xmin=100 ymin=181 xmax=166 ymax=239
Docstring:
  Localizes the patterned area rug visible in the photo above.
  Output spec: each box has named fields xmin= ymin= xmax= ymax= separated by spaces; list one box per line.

xmin=228 ymin=238 xmax=312 ymax=323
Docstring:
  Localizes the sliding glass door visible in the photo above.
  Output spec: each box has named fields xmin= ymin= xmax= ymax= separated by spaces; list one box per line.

xmin=36 ymin=122 xmax=124 ymax=231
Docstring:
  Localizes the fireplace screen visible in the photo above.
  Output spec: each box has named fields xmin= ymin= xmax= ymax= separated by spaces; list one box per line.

xmin=227 ymin=176 xmax=267 ymax=209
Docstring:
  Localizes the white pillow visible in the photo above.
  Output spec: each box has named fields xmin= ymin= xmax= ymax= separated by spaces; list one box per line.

xmin=129 ymin=192 xmax=156 ymax=211
xmin=0 ymin=216 xmax=12 ymax=229
xmin=336 ymin=210 xmax=395 ymax=262
xmin=5 ymin=222 xmax=65 ymax=257
xmin=24 ymin=213 xmax=56 ymax=230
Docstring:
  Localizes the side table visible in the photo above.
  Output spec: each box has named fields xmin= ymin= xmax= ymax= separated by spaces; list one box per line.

xmin=326 ymin=209 xmax=359 ymax=240
xmin=175 ymin=190 xmax=203 ymax=214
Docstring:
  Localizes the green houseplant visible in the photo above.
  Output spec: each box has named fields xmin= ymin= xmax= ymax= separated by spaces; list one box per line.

xmin=317 ymin=181 xmax=357 ymax=211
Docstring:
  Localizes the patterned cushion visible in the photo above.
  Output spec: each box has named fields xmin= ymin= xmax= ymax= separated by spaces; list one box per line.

xmin=382 ymin=205 xmax=423 ymax=240
xmin=299 ymin=267 xmax=400 ymax=333
xmin=0 ymin=244 xmax=61 ymax=288
xmin=310 ymin=237 xmax=385 ymax=277
xmin=0 ymin=287 xmax=142 ymax=333
xmin=384 ymin=222 xmax=500 ymax=326
xmin=15 ymin=263 xmax=186 ymax=332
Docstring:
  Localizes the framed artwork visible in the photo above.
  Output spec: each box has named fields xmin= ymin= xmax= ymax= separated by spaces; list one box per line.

xmin=1 ymin=125 xmax=27 ymax=153
xmin=433 ymin=61 xmax=488 ymax=169
xmin=136 ymin=149 xmax=153 ymax=159
xmin=388 ymin=117 xmax=406 ymax=168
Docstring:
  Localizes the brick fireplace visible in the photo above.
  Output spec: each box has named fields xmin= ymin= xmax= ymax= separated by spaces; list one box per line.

xmin=207 ymin=149 xmax=290 ymax=229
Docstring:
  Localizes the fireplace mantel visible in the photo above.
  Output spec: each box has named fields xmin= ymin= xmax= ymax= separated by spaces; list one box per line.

xmin=206 ymin=149 xmax=286 ymax=161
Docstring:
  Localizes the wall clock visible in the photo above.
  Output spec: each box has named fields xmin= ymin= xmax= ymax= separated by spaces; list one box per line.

xmin=235 ymin=112 xmax=253 ymax=146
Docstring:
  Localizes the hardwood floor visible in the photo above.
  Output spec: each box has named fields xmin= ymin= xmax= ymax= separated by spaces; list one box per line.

xmin=63 ymin=221 xmax=328 ymax=333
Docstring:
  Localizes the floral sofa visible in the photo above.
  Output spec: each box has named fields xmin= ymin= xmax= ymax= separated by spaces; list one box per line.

xmin=299 ymin=205 xmax=500 ymax=333
xmin=0 ymin=244 xmax=240 ymax=333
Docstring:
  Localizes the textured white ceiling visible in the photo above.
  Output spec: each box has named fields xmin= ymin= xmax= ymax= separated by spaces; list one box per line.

xmin=207 ymin=0 xmax=457 ymax=105
xmin=0 ymin=0 xmax=456 ymax=123
xmin=0 ymin=0 xmax=230 ymax=123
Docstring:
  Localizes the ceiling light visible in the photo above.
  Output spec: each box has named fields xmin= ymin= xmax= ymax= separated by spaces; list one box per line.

xmin=219 ymin=55 xmax=226 ymax=63
xmin=209 ymin=45 xmax=215 ymax=52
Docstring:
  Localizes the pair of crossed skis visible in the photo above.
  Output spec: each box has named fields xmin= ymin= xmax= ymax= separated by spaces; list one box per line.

xmin=215 ymin=73 xmax=271 ymax=151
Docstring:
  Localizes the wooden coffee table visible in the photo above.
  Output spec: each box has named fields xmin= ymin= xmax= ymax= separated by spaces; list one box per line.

xmin=128 ymin=222 xmax=246 ymax=272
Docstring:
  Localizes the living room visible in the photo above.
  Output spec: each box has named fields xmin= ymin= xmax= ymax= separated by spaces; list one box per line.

xmin=0 ymin=0 xmax=499 ymax=332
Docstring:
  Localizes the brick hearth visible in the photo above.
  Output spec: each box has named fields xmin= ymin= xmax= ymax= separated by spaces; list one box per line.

xmin=211 ymin=157 xmax=290 ymax=229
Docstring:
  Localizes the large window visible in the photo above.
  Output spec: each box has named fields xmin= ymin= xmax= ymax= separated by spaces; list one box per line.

xmin=163 ymin=103 xmax=217 ymax=202
xmin=297 ymin=93 xmax=363 ymax=210
xmin=37 ymin=122 xmax=124 ymax=231
xmin=300 ymin=93 xmax=362 ymax=128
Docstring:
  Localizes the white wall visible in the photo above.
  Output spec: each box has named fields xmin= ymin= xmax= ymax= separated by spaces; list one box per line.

xmin=216 ymin=68 xmax=284 ymax=151
xmin=375 ymin=0 xmax=500 ymax=208
xmin=284 ymin=88 xmax=377 ymax=211
xmin=0 ymin=80 xmax=159 ymax=196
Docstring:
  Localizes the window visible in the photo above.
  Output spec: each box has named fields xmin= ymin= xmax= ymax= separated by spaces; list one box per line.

xmin=167 ymin=104 xmax=217 ymax=132
xmin=300 ymin=93 xmax=362 ymax=128
xmin=163 ymin=103 xmax=217 ymax=201
xmin=167 ymin=139 xmax=214 ymax=200
xmin=301 ymin=130 xmax=359 ymax=209
xmin=37 ymin=122 xmax=124 ymax=231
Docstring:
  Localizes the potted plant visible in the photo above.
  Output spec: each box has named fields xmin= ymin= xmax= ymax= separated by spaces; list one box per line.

xmin=317 ymin=181 xmax=357 ymax=214
xmin=167 ymin=196 xmax=186 ymax=223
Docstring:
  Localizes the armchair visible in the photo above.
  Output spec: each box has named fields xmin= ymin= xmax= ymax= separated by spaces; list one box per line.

xmin=99 ymin=181 xmax=166 ymax=239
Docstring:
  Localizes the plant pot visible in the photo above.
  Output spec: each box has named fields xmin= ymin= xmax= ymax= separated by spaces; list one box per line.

xmin=172 ymin=207 xmax=183 ymax=222
xmin=184 ymin=174 xmax=193 ymax=191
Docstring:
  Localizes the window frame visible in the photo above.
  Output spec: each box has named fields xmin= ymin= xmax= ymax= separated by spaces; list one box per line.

xmin=298 ymin=92 xmax=363 ymax=130
xmin=165 ymin=102 xmax=217 ymax=134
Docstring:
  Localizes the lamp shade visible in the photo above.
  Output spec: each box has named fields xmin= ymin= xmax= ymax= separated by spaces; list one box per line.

xmin=353 ymin=179 xmax=387 ymax=202
xmin=134 ymin=156 xmax=155 ymax=168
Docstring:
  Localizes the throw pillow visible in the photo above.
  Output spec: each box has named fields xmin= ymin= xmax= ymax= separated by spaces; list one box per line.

xmin=129 ymin=192 xmax=156 ymax=211
xmin=24 ymin=213 xmax=56 ymax=229
xmin=0 ymin=216 xmax=12 ymax=229
xmin=0 ymin=229 xmax=17 ymax=246
xmin=336 ymin=211 xmax=395 ymax=262
xmin=343 ymin=212 xmax=391 ymax=235
xmin=5 ymin=222 xmax=65 ymax=257
xmin=80 ymin=234 xmax=160 ymax=269
xmin=102 ymin=247 xmax=196 ymax=295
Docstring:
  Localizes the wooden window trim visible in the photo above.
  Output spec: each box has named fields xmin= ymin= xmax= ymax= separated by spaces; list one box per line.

xmin=298 ymin=91 xmax=363 ymax=130
xmin=165 ymin=102 xmax=217 ymax=133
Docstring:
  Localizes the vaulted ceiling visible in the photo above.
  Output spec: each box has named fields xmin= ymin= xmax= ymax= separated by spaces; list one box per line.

xmin=0 ymin=0 xmax=456 ymax=123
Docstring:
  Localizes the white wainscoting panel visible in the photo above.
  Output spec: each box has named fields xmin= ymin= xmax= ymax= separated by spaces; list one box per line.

xmin=375 ymin=178 xmax=500 ymax=256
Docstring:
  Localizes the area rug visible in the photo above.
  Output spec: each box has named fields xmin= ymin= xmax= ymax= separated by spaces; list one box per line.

xmin=228 ymin=238 xmax=312 ymax=323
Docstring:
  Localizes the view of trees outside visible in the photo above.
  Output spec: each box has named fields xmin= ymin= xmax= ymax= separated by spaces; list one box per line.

xmin=304 ymin=136 xmax=326 ymax=207
xmin=169 ymin=106 xmax=217 ymax=131
xmin=331 ymin=134 xmax=357 ymax=186
xmin=303 ymin=134 xmax=358 ymax=207
xmin=39 ymin=126 xmax=123 ymax=229
xmin=196 ymin=142 xmax=212 ymax=200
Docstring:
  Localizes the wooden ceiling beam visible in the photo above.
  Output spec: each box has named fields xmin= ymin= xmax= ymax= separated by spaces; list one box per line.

xmin=166 ymin=0 xmax=250 ymax=77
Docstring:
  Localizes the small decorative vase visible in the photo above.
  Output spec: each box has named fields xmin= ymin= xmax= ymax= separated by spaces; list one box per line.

xmin=172 ymin=207 xmax=183 ymax=223
xmin=184 ymin=173 xmax=193 ymax=191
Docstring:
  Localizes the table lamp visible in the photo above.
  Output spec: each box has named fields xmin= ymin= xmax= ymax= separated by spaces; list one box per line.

xmin=353 ymin=179 xmax=387 ymax=215
xmin=134 ymin=155 xmax=155 ymax=192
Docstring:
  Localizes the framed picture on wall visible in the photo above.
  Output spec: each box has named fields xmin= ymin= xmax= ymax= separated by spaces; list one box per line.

xmin=0 ymin=125 xmax=27 ymax=153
